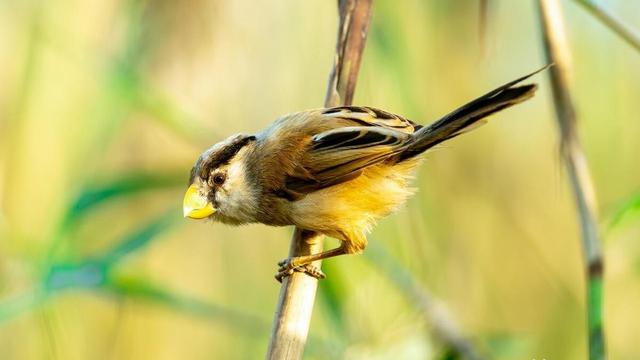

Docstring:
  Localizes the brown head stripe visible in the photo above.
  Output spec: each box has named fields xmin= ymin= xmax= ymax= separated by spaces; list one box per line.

xmin=193 ymin=135 xmax=256 ymax=181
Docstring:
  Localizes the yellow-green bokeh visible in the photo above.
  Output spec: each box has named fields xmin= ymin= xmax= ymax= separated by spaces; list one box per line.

xmin=1 ymin=1 xmax=639 ymax=359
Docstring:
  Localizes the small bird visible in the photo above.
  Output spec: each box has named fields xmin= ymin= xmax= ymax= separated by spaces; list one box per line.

xmin=184 ymin=67 xmax=544 ymax=281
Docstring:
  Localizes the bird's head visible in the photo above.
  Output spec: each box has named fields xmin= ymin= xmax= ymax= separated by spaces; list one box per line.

xmin=183 ymin=133 xmax=258 ymax=224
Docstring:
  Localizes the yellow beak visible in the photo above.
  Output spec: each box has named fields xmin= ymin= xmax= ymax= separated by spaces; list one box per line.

xmin=183 ymin=184 xmax=216 ymax=219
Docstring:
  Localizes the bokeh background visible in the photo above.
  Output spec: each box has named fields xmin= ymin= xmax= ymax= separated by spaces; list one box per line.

xmin=1 ymin=0 xmax=639 ymax=359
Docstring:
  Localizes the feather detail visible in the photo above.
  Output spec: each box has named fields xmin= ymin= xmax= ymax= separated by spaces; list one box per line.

xmin=320 ymin=106 xmax=421 ymax=133
xmin=285 ymin=126 xmax=410 ymax=193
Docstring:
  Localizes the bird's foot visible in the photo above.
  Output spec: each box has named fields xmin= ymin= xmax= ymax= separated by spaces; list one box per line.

xmin=275 ymin=258 xmax=326 ymax=282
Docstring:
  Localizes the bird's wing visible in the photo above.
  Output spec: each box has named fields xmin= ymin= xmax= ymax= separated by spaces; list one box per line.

xmin=319 ymin=106 xmax=421 ymax=134
xmin=284 ymin=123 xmax=412 ymax=194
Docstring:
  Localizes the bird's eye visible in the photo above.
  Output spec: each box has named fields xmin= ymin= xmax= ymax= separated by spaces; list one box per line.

xmin=212 ymin=173 xmax=226 ymax=186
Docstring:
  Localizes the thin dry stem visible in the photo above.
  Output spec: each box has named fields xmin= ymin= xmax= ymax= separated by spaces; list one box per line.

xmin=574 ymin=0 xmax=640 ymax=52
xmin=537 ymin=0 xmax=606 ymax=358
xmin=266 ymin=1 xmax=373 ymax=359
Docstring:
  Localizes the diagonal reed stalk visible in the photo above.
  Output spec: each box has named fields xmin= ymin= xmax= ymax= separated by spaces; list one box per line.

xmin=365 ymin=240 xmax=483 ymax=360
xmin=573 ymin=0 xmax=640 ymax=52
xmin=266 ymin=1 xmax=373 ymax=359
xmin=536 ymin=1 xmax=606 ymax=359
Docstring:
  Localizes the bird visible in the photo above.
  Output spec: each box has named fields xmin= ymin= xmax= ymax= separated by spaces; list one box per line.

xmin=183 ymin=66 xmax=545 ymax=281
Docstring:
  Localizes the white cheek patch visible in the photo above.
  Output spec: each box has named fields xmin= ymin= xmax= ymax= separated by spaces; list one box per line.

xmin=215 ymin=157 xmax=258 ymax=223
xmin=225 ymin=161 xmax=247 ymax=194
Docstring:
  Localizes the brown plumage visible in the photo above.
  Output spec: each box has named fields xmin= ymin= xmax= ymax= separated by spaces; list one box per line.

xmin=183 ymin=67 xmax=545 ymax=280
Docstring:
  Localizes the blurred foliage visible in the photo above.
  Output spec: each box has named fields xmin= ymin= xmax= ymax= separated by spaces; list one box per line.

xmin=1 ymin=0 xmax=639 ymax=359
xmin=607 ymin=191 xmax=640 ymax=231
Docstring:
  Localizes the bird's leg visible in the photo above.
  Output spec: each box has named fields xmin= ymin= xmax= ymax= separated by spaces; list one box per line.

xmin=275 ymin=231 xmax=367 ymax=282
xmin=275 ymin=246 xmax=347 ymax=282
xmin=275 ymin=231 xmax=369 ymax=282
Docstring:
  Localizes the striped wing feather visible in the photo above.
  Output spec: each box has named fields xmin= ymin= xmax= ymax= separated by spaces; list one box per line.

xmin=285 ymin=113 xmax=413 ymax=194
xmin=320 ymin=106 xmax=421 ymax=134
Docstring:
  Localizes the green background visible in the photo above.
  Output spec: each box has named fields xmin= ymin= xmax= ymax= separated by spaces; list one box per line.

xmin=1 ymin=0 xmax=639 ymax=359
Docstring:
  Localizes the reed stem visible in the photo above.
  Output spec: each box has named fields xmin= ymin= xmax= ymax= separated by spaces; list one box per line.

xmin=537 ymin=1 xmax=606 ymax=358
xmin=266 ymin=1 xmax=373 ymax=359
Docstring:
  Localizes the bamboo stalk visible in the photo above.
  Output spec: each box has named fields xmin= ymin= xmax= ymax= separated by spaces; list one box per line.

xmin=536 ymin=1 xmax=606 ymax=359
xmin=574 ymin=0 xmax=640 ymax=52
xmin=266 ymin=1 xmax=373 ymax=359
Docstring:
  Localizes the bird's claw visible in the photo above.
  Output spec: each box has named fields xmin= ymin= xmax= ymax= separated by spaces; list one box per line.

xmin=275 ymin=258 xmax=326 ymax=282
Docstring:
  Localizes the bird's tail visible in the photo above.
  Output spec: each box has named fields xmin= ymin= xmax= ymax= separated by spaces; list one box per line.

xmin=398 ymin=65 xmax=548 ymax=161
